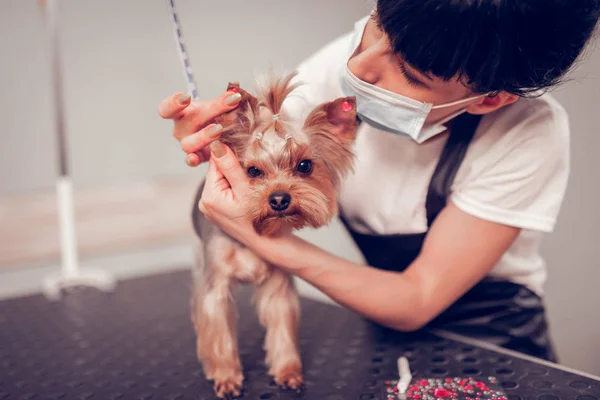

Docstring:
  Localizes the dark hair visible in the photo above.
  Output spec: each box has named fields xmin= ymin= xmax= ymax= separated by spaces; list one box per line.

xmin=375 ymin=0 xmax=600 ymax=96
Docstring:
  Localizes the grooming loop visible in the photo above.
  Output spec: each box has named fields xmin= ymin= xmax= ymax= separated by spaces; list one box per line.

xmin=167 ymin=0 xmax=199 ymax=100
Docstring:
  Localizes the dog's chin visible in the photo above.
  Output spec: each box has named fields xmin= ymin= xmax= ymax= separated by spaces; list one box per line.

xmin=253 ymin=211 xmax=303 ymax=237
xmin=253 ymin=209 xmax=330 ymax=237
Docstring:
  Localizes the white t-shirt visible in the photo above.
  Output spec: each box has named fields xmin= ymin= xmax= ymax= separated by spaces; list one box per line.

xmin=283 ymin=16 xmax=570 ymax=296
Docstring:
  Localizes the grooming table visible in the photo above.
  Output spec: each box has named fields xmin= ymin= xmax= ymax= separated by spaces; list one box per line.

xmin=0 ymin=271 xmax=598 ymax=399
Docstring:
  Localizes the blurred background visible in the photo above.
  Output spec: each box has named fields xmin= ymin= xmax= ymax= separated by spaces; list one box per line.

xmin=0 ymin=0 xmax=599 ymax=375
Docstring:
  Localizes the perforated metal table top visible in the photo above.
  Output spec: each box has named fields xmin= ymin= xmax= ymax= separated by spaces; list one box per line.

xmin=0 ymin=270 xmax=598 ymax=400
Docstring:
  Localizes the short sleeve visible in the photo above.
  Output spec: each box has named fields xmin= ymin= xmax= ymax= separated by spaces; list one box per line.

xmin=282 ymin=29 xmax=356 ymax=120
xmin=450 ymin=97 xmax=571 ymax=232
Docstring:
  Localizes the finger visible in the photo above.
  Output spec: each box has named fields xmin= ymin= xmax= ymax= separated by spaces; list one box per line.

xmin=185 ymin=153 xmax=201 ymax=167
xmin=203 ymin=158 xmax=218 ymax=186
xmin=198 ymin=160 xmax=215 ymax=212
xmin=184 ymin=147 xmax=211 ymax=167
xmin=204 ymin=158 xmax=229 ymax=192
xmin=198 ymin=199 xmax=208 ymax=215
xmin=180 ymin=123 xmax=224 ymax=154
xmin=179 ymin=90 xmax=243 ymax=133
xmin=158 ymin=92 xmax=192 ymax=119
xmin=172 ymin=90 xmax=242 ymax=141
xmin=210 ymin=141 xmax=248 ymax=193
xmin=195 ymin=90 xmax=243 ymax=126
xmin=199 ymin=161 xmax=217 ymax=209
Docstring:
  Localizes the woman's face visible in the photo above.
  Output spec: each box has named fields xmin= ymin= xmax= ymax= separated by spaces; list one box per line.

xmin=347 ymin=16 xmax=480 ymax=123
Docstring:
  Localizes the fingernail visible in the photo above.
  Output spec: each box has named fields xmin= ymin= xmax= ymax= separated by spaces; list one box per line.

xmin=207 ymin=124 xmax=223 ymax=138
xmin=210 ymin=141 xmax=227 ymax=158
xmin=177 ymin=93 xmax=191 ymax=105
xmin=185 ymin=154 xmax=195 ymax=165
xmin=224 ymin=92 xmax=242 ymax=106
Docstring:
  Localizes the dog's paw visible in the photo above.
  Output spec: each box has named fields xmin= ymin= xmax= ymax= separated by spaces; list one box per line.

xmin=213 ymin=371 xmax=244 ymax=398
xmin=273 ymin=364 xmax=304 ymax=391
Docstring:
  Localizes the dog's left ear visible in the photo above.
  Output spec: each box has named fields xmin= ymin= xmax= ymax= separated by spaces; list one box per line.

xmin=215 ymin=82 xmax=259 ymax=131
xmin=302 ymin=97 xmax=358 ymax=186
xmin=302 ymin=96 xmax=358 ymax=142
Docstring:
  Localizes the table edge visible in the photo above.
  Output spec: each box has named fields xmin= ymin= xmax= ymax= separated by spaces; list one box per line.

xmin=432 ymin=329 xmax=600 ymax=382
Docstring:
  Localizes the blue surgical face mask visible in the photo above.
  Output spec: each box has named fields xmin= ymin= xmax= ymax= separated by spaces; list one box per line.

xmin=340 ymin=15 xmax=488 ymax=143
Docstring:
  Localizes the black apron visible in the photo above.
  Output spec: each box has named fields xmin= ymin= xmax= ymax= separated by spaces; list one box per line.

xmin=340 ymin=113 xmax=558 ymax=362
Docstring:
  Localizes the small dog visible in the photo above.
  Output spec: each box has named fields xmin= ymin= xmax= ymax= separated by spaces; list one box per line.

xmin=190 ymin=72 xmax=358 ymax=398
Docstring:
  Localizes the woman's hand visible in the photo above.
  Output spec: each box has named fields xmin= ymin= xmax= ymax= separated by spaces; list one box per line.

xmin=198 ymin=141 xmax=260 ymax=246
xmin=158 ymin=90 xmax=242 ymax=167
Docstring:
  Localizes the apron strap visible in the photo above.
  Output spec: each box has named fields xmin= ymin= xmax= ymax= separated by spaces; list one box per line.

xmin=342 ymin=113 xmax=483 ymax=271
xmin=426 ymin=113 xmax=482 ymax=226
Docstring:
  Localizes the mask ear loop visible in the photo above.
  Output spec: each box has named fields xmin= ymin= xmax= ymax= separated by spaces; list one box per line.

xmin=431 ymin=93 xmax=490 ymax=110
xmin=167 ymin=0 xmax=199 ymax=100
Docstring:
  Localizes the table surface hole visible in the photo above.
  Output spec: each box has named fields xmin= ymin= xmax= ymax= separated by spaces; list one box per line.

xmin=463 ymin=368 xmax=482 ymax=375
xmin=570 ymin=381 xmax=591 ymax=389
xmin=501 ymin=381 xmax=518 ymax=389
xmin=496 ymin=368 xmax=515 ymax=376
xmin=538 ymin=396 xmax=559 ymax=400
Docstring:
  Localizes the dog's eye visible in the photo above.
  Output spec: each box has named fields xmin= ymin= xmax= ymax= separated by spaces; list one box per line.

xmin=247 ymin=166 xmax=263 ymax=178
xmin=297 ymin=160 xmax=313 ymax=175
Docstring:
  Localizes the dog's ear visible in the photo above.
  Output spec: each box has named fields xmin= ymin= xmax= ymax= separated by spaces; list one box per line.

xmin=214 ymin=82 xmax=259 ymax=130
xmin=302 ymin=96 xmax=358 ymax=142
xmin=301 ymin=97 xmax=358 ymax=187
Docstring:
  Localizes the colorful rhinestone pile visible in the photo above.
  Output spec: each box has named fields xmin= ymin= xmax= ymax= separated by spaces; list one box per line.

xmin=385 ymin=376 xmax=506 ymax=400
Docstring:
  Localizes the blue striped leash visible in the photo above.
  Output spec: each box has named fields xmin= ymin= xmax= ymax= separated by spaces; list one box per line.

xmin=166 ymin=0 xmax=199 ymax=101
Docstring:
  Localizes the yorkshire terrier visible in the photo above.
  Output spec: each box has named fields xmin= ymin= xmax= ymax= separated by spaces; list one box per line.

xmin=190 ymin=72 xmax=358 ymax=398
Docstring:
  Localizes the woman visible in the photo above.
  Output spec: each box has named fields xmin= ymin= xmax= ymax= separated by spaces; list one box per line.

xmin=158 ymin=0 xmax=600 ymax=361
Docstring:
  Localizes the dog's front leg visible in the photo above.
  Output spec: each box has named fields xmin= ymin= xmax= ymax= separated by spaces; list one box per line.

xmin=254 ymin=267 xmax=303 ymax=390
xmin=192 ymin=254 xmax=243 ymax=398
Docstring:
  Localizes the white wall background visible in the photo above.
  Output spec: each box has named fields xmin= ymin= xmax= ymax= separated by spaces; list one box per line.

xmin=1 ymin=0 xmax=599 ymax=375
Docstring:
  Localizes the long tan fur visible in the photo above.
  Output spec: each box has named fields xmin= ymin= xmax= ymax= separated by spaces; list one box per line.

xmin=192 ymin=71 xmax=358 ymax=398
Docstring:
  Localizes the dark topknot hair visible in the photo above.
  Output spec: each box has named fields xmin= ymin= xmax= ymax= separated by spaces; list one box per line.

xmin=376 ymin=0 xmax=600 ymax=96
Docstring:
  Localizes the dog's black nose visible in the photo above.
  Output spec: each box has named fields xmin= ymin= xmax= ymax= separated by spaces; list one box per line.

xmin=269 ymin=192 xmax=291 ymax=211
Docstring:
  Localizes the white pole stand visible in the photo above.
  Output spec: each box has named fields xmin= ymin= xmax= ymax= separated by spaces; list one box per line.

xmin=43 ymin=176 xmax=116 ymax=301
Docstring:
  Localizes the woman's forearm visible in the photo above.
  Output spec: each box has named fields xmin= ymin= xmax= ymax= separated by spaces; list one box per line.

xmin=250 ymin=232 xmax=427 ymax=331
